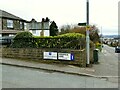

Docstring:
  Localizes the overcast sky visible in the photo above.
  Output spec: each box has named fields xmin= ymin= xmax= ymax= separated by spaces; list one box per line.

xmin=0 ymin=0 xmax=119 ymax=35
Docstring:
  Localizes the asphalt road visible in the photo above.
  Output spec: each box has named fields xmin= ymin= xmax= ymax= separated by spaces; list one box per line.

xmin=92 ymin=44 xmax=118 ymax=77
xmin=102 ymin=45 xmax=118 ymax=60
xmin=90 ymin=44 xmax=119 ymax=85
xmin=2 ymin=64 xmax=118 ymax=88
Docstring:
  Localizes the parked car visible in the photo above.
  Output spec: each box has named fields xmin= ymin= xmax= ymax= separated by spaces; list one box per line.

xmin=0 ymin=36 xmax=14 ymax=45
xmin=115 ymin=46 xmax=120 ymax=53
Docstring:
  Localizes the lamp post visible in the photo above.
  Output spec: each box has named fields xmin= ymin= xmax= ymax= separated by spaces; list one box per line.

xmin=86 ymin=0 xmax=90 ymax=65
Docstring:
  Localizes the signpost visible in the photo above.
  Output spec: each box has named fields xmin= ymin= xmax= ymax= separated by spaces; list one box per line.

xmin=78 ymin=0 xmax=90 ymax=66
xmin=78 ymin=23 xmax=86 ymax=26
xmin=86 ymin=0 xmax=90 ymax=65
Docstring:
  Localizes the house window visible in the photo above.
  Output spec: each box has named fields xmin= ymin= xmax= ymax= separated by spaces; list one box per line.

xmin=44 ymin=22 xmax=49 ymax=29
xmin=32 ymin=23 xmax=35 ymax=29
xmin=32 ymin=30 xmax=36 ymax=35
xmin=7 ymin=20 xmax=13 ymax=28
xmin=20 ymin=22 xmax=23 ymax=29
xmin=24 ymin=23 xmax=27 ymax=30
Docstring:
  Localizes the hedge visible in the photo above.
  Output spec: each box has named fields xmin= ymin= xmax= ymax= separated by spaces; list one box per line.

xmin=33 ymin=33 xmax=86 ymax=49
xmin=10 ymin=32 xmax=94 ymax=50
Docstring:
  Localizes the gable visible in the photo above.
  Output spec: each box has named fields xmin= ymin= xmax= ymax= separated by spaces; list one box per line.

xmin=0 ymin=10 xmax=27 ymax=22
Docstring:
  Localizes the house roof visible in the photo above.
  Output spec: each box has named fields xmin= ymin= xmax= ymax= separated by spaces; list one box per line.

xmin=0 ymin=10 xmax=27 ymax=22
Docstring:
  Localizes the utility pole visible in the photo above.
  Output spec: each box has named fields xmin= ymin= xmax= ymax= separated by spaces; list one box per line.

xmin=78 ymin=0 xmax=90 ymax=66
xmin=86 ymin=0 xmax=90 ymax=65
xmin=101 ymin=27 xmax=103 ymax=52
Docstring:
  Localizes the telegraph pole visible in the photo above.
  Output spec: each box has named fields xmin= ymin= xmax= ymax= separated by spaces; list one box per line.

xmin=86 ymin=0 xmax=90 ymax=65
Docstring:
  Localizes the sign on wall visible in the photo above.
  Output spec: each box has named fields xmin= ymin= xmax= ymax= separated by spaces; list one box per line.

xmin=58 ymin=53 xmax=74 ymax=61
xmin=43 ymin=52 xmax=57 ymax=60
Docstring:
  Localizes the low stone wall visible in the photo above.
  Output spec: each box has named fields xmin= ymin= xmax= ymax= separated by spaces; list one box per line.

xmin=1 ymin=48 xmax=94 ymax=67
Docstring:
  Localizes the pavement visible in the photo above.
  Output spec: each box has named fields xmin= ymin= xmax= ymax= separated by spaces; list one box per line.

xmin=0 ymin=46 xmax=119 ymax=83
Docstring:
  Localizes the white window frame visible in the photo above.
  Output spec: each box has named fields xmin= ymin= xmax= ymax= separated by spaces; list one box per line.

xmin=24 ymin=23 xmax=27 ymax=30
xmin=7 ymin=20 xmax=13 ymax=28
xmin=20 ymin=22 xmax=23 ymax=29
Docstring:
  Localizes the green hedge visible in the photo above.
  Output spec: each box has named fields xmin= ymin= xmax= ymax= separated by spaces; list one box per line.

xmin=11 ymin=32 xmax=91 ymax=49
xmin=33 ymin=33 xmax=86 ymax=49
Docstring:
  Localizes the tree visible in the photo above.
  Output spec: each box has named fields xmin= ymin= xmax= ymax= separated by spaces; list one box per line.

xmin=50 ymin=21 xmax=58 ymax=36
xmin=59 ymin=24 xmax=75 ymax=35
xmin=59 ymin=24 xmax=100 ymax=43
xmin=89 ymin=25 xmax=100 ymax=43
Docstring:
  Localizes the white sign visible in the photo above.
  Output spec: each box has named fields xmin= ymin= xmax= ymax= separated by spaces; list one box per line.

xmin=58 ymin=53 xmax=74 ymax=60
xmin=43 ymin=52 xmax=57 ymax=60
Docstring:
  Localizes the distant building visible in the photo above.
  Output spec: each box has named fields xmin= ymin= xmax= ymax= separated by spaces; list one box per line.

xmin=0 ymin=10 xmax=29 ymax=37
xmin=29 ymin=17 xmax=50 ymax=36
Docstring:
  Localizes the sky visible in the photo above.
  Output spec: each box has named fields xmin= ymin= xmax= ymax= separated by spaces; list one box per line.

xmin=0 ymin=0 xmax=119 ymax=35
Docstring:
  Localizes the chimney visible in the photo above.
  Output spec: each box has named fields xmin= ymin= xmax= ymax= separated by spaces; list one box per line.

xmin=42 ymin=18 xmax=45 ymax=22
xmin=45 ymin=17 xmax=50 ymax=22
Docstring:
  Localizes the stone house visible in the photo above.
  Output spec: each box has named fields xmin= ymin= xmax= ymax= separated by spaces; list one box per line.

xmin=0 ymin=10 xmax=50 ymax=37
xmin=0 ymin=10 xmax=29 ymax=37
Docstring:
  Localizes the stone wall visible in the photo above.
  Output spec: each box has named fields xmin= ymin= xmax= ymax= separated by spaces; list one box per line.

xmin=0 ymin=18 xmax=2 ymax=31
xmin=1 ymin=48 xmax=94 ymax=67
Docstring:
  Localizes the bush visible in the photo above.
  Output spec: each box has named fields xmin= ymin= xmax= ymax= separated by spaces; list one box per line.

xmin=95 ymin=42 xmax=102 ymax=51
xmin=10 ymin=31 xmax=36 ymax=48
xmin=34 ymin=33 xmax=86 ymax=49
xmin=10 ymin=32 xmax=94 ymax=50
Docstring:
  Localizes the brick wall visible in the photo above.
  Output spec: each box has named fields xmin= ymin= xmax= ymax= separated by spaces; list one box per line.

xmin=1 ymin=48 xmax=94 ymax=67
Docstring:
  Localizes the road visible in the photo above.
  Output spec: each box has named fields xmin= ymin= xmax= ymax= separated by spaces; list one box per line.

xmin=102 ymin=44 xmax=118 ymax=60
xmin=91 ymin=44 xmax=119 ymax=86
xmin=92 ymin=44 xmax=118 ymax=77
xmin=1 ymin=44 xmax=119 ymax=88
xmin=2 ymin=64 xmax=117 ymax=88
xmin=103 ymin=45 xmax=118 ymax=74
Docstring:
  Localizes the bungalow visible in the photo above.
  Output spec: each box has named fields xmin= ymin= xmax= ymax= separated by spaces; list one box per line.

xmin=0 ymin=9 xmax=29 ymax=37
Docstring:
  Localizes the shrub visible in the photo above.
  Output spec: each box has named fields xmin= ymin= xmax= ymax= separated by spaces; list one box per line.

xmin=10 ymin=31 xmax=36 ymax=48
xmin=34 ymin=33 xmax=86 ymax=49
xmin=10 ymin=32 xmax=94 ymax=50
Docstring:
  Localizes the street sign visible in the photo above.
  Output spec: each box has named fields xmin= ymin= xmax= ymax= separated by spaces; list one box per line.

xmin=78 ymin=23 xmax=86 ymax=26
xmin=58 ymin=53 xmax=74 ymax=61
xmin=43 ymin=52 xmax=57 ymax=60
